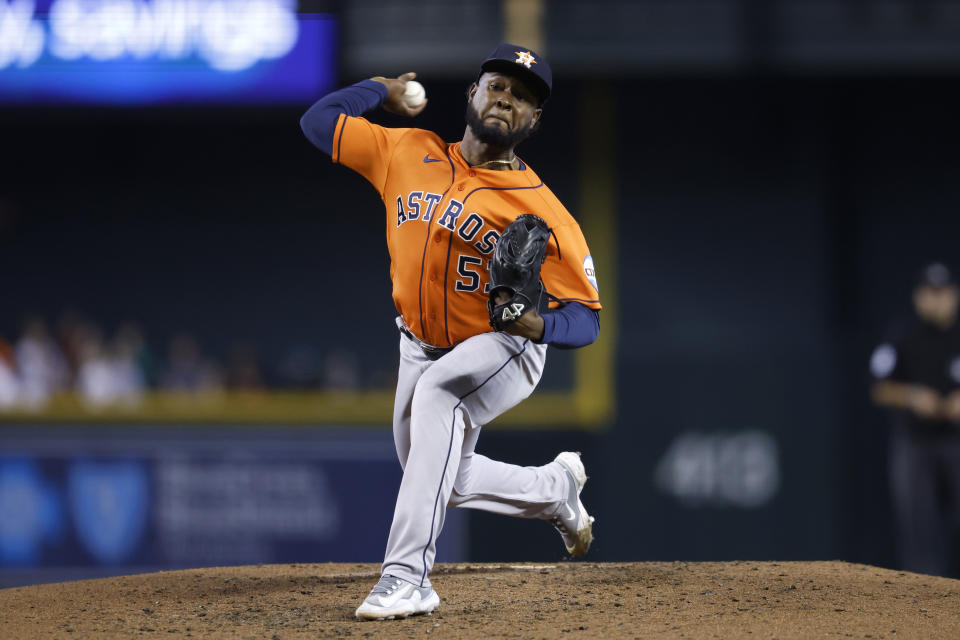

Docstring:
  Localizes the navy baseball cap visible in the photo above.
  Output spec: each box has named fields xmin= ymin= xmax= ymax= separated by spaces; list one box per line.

xmin=918 ymin=262 xmax=956 ymax=288
xmin=478 ymin=43 xmax=552 ymax=103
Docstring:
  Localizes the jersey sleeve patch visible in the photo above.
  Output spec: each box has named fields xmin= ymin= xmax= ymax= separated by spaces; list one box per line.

xmin=583 ymin=254 xmax=599 ymax=292
xmin=870 ymin=343 xmax=897 ymax=379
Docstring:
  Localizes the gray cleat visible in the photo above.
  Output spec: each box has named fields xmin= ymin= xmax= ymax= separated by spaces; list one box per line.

xmin=355 ymin=574 xmax=440 ymax=620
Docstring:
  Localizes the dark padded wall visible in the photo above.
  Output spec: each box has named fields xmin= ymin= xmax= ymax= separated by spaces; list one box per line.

xmin=3 ymin=75 xmax=959 ymax=568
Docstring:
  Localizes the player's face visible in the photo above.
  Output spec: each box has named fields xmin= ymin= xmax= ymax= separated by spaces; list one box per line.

xmin=914 ymin=285 xmax=959 ymax=327
xmin=466 ymin=72 xmax=543 ymax=148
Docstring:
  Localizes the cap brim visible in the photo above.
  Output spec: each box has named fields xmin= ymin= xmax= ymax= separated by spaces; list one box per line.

xmin=480 ymin=60 xmax=550 ymax=102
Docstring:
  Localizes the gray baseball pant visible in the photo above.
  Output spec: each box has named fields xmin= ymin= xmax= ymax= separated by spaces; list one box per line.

xmin=382 ymin=322 xmax=569 ymax=588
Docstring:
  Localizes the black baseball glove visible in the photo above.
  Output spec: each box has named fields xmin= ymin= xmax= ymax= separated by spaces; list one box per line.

xmin=488 ymin=214 xmax=553 ymax=331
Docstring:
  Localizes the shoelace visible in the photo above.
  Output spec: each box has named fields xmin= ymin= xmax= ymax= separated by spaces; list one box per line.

xmin=370 ymin=575 xmax=405 ymax=596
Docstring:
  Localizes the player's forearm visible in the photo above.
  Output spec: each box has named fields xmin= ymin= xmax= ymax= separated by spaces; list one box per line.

xmin=540 ymin=303 xmax=600 ymax=349
xmin=300 ymin=80 xmax=388 ymax=155
xmin=871 ymin=381 xmax=931 ymax=410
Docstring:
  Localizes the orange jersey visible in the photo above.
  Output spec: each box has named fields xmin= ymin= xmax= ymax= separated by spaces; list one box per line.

xmin=332 ymin=114 xmax=601 ymax=347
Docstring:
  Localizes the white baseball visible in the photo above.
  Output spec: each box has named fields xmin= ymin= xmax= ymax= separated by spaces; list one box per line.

xmin=402 ymin=80 xmax=426 ymax=107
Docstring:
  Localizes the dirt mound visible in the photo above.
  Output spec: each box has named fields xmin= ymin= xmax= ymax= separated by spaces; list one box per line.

xmin=2 ymin=561 xmax=958 ymax=639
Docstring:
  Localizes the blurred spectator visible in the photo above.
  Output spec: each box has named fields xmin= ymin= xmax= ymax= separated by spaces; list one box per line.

xmin=0 ymin=312 xmax=382 ymax=407
xmin=277 ymin=344 xmax=323 ymax=389
xmin=74 ymin=324 xmax=147 ymax=408
xmin=116 ymin=323 xmax=158 ymax=389
xmin=0 ymin=334 xmax=19 ymax=408
xmin=57 ymin=310 xmax=99 ymax=385
xmin=870 ymin=262 xmax=960 ymax=578
xmin=322 ymin=348 xmax=361 ymax=391
xmin=160 ymin=333 xmax=223 ymax=393
xmin=74 ymin=327 xmax=108 ymax=406
xmin=15 ymin=316 xmax=69 ymax=409
xmin=226 ymin=343 xmax=265 ymax=390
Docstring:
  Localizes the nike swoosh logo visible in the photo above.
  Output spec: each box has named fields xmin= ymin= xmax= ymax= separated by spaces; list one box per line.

xmin=423 ymin=154 xmax=442 ymax=163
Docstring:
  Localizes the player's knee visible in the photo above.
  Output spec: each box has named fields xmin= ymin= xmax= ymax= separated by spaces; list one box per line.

xmin=447 ymin=487 xmax=468 ymax=507
xmin=452 ymin=464 xmax=474 ymax=496
xmin=411 ymin=373 xmax=458 ymax=415
xmin=410 ymin=391 xmax=474 ymax=447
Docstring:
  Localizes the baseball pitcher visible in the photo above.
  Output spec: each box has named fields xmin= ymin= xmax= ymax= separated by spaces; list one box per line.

xmin=300 ymin=44 xmax=601 ymax=620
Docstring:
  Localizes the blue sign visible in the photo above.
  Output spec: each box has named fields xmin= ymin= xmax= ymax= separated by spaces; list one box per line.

xmin=68 ymin=460 xmax=150 ymax=565
xmin=0 ymin=0 xmax=337 ymax=104
xmin=0 ymin=459 xmax=62 ymax=565
xmin=0 ymin=427 xmax=466 ymax=588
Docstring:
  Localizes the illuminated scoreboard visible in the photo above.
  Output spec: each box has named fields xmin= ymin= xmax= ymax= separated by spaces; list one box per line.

xmin=0 ymin=0 xmax=337 ymax=104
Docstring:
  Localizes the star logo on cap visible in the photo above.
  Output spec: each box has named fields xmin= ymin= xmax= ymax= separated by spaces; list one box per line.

xmin=514 ymin=51 xmax=537 ymax=69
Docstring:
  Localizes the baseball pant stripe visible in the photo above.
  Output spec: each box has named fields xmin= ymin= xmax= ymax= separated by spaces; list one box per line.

xmin=418 ymin=339 xmax=529 ymax=587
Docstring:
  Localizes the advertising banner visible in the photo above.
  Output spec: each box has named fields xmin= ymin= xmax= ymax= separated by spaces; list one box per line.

xmin=0 ymin=426 xmax=465 ymax=587
xmin=0 ymin=0 xmax=337 ymax=104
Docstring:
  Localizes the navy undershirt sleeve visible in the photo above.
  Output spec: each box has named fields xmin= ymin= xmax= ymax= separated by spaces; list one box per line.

xmin=300 ymin=80 xmax=389 ymax=155
xmin=539 ymin=302 xmax=600 ymax=349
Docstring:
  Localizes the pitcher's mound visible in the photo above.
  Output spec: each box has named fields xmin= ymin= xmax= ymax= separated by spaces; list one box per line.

xmin=2 ymin=561 xmax=959 ymax=639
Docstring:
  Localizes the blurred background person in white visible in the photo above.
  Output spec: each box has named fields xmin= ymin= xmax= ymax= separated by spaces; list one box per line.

xmin=75 ymin=324 xmax=147 ymax=408
xmin=14 ymin=316 xmax=69 ymax=410
xmin=75 ymin=326 xmax=114 ymax=408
